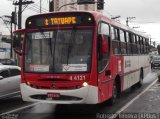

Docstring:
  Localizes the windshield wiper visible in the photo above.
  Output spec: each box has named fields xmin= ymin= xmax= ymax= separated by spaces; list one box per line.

xmin=39 ymin=29 xmax=53 ymax=56
xmin=66 ymin=26 xmax=77 ymax=64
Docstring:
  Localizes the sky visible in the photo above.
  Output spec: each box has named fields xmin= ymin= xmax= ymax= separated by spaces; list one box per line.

xmin=105 ymin=0 xmax=160 ymax=45
xmin=0 ymin=0 xmax=49 ymax=35
xmin=0 ymin=0 xmax=160 ymax=45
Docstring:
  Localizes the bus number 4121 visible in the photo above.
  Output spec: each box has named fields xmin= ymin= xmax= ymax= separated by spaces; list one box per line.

xmin=70 ymin=75 xmax=86 ymax=81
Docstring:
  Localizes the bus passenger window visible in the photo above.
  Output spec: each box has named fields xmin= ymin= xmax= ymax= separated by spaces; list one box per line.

xmin=112 ymin=28 xmax=121 ymax=55
xmin=120 ymin=30 xmax=127 ymax=54
xmin=137 ymin=36 xmax=140 ymax=54
xmin=132 ymin=34 xmax=137 ymax=54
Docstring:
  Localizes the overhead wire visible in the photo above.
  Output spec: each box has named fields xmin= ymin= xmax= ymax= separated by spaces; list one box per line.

xmin=27 ymin=6 xmax=40 ymax=13
xmin=131 ymin=21 xmax=160 ymax=24
xmin=13 ymin=1 xmax=160 ymax=24
xmin=18 ymin=0 xmax=48 ymax=13
xmin=31 ymin=3 xmax=48 ymax=12
xmin=33 ymin=0 xmax=48 ymax=12
xmin=116 ymin=15 xmax=160 ymax=24
xmin=27 ymin=4 xmax=48 ymax=13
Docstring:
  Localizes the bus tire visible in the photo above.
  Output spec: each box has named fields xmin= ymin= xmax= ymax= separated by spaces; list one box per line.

xmin=108 ymin=81 xmax=118 ymax=105
xmin=137 ymin=68 xmax=143 ymax=88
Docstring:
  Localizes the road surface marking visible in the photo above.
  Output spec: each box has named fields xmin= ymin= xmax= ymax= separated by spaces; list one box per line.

xmin=0 ymin=91 xmax=20 ymax=99
xmin=109 ymin=78 xmax=158 ymax=119
xmin=0 ymin=102 xmax=40 ymax=116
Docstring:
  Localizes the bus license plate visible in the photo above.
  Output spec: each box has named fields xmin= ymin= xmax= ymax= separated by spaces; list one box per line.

xmin=47 ymin=93 xmax=60 ymax=98
xmin=154 ymin=63 xmax=159 ymax=66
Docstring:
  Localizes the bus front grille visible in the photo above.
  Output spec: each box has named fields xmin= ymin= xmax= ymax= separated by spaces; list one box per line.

xmin=30 ymin=94 xmax=82 ymax=101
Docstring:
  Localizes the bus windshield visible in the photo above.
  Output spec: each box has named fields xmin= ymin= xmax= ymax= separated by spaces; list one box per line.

xmin=24 ymin=28 xmax=93 ymax=73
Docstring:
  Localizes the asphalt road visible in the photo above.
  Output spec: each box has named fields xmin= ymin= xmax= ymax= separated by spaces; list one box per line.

xmin=0 ymin=69 xmax=158 ymax=119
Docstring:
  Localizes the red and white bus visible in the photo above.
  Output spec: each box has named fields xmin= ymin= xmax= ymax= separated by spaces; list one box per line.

xmin=13 ymin=11 xmax=150 ymax=104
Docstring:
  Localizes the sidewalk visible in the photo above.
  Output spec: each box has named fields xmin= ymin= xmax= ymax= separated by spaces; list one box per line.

xmin=117 ymin=79 xmax=160 ymax=119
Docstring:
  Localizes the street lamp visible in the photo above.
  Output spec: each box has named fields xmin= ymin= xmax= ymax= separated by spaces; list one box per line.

xmin=57 ymin=2 xmax=77 ymax=11
xmin=111 ymin=15 xmax=121 ymax=20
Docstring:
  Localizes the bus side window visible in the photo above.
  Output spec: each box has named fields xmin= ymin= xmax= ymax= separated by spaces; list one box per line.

xmin=145 ymin=38 xmax=149 ymax=53
xmin=137 ymin=36 xmax=140 ymax=54
xmin=143 ymin=38 xmax=147 ymax=54
xmin=128 ymin=33 xmax=133 ymax=55
xmin=98 ymin=22 xmax=110 ymax=72
xmin=141 ymin=38 xmax=144 ymax=54
xmin=126 ymin=32 xmax=130 ymax=54
xmin=120 ymin=29 xmax=127 ymax=55
xmin=112 ymin=27 xmax=121 ymax=55
xmin=139 ymin=37 xmax=144 ymax=54
xmin=132 ymin=34 xmax=137 ymax=54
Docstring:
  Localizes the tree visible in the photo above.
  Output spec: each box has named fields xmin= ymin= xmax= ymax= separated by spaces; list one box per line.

xmin=1 ymin=37 xmax=11 ymax=43
xmin=157 ymin=45 xmax=160 ymax=55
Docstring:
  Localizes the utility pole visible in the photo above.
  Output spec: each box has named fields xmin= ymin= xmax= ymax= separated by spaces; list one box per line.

xmin=10 ymin=19 xmax=13 ymax=58
xmin=13 ymin=0 xmax=34 ymax=29
xmin=126 ymin=17 xmax=135 ymax=26
xmin=18 ymin=0 xmax=22 ymax=29
xmin=40 ymin=0 xmax=42 ymax=13
xmin=49 ymin=0 xmax=54 ymax=12
xmin=14 ymin=7 xmax=17 ymax=31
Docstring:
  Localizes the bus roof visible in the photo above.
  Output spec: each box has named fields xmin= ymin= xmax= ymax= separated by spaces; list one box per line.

xmin=26 ymin=11 xmax=149 ymax=39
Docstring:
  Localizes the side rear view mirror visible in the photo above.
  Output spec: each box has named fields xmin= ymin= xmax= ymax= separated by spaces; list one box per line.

xmin=13 ymin=30 xmax=24 ymax=56
xmin=13 ymin=48 xmax=22 ymax=56
xmin=102 ymin=37 xmax=108 ymax=55
xmin=98 ymin=34 xmax=108 ymax=59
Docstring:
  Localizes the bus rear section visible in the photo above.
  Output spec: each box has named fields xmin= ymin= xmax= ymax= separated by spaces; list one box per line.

xmin=19 ymin=12 xmax=100 ymax=104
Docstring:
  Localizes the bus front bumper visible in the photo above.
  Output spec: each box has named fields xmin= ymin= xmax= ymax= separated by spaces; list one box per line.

xmin=20 ymin=83 xmax=98 ymax=104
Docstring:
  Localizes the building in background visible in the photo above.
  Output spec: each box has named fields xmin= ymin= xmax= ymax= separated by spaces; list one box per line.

xmin=50 ymin=0 xmax=97 ymax=12
xmin=0 ymin=34 xmax=11 ymax=59
xmin=0 ymin=42 xmax=11 ymax=59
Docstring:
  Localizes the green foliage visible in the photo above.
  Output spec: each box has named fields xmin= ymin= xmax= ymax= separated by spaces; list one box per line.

xmin=1 ymin=37 xmax=11 ymax=43
xmin=157 ymin=45 xmax=160 ymax=55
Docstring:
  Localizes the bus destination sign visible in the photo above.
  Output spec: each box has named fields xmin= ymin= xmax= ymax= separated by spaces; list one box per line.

xmin=26 ymin=13 xmax=95 ymax=28
xmin=44 ymin=17 xmax=77 ymax=26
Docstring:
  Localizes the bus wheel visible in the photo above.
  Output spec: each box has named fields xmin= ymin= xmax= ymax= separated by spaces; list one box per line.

xmin=137 ymin=69 xmax=143 ymax=88
xmin=109 ymin=81 xmax=118 ymax=105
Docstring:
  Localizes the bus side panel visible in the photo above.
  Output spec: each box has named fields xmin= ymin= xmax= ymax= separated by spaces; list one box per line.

xmin=111 ymin=55 xmax=124 ymax=93
xmin=123 ymin=55 xmax=150 ymax=91
xmin=139 ymin=55 xmax=150 ymax=81
xmin=98 ymin=54 xmax=124 ymax=103
xmin=123 ymin=56 xmax=139 ymax=90
xmin=98 ymin=63 xmax=112 ymax=103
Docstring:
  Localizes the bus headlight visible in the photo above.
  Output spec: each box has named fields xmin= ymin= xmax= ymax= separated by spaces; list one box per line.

xmin=26 ymin=82 xmax=31 ymax=86
xmin=82 ymin=82 xmax=88 ymax=87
